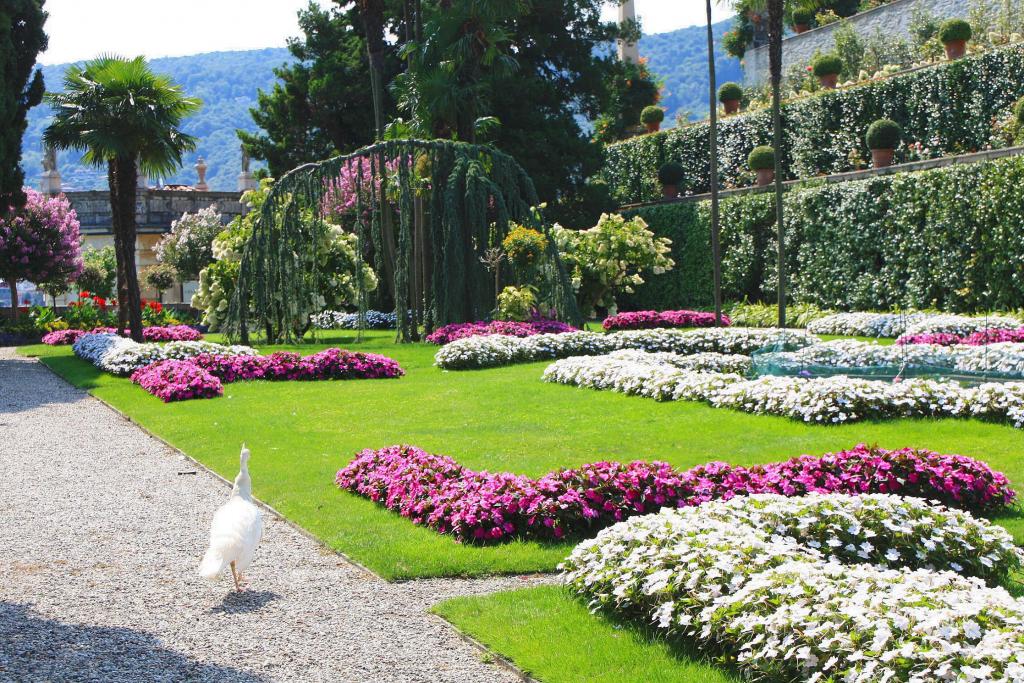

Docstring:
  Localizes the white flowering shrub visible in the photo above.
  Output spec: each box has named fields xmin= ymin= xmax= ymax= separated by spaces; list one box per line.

xmin=898 ymin=314 xmax=1023 ymax=341
xmin=73 ymin=333 xmax=256 ymax=376
xmin=808 ymin=312 xmax=1022 ymax=338
xmin=543 ymin=351 xmax=1024 ymax=427
xmin=758 ymin=339 xmax=1024 ymax=379
xmin=562 ymin=494 xmax=1024 ymax=682
xmin=310 ymin=310 xmax=397 ymax=330
xmin=435 ymin=327 xmax=818 ymax=370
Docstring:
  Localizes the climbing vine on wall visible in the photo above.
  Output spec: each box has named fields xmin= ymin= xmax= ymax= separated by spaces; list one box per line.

xmin=224 ymin=139 xmax=581 ymax=343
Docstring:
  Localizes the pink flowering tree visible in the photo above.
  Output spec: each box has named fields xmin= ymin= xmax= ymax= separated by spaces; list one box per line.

xmin=0 ymin=189 xmax=83 ymax=318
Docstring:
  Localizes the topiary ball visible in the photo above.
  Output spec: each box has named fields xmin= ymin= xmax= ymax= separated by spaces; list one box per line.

xmin=791 ymin=7 xmax=814 ymax=26
xmin=1014 ymin=97 xmax=1024 ymax=125
xmin=866 ymin=119 xmax=902 ymax=150
xmin=748 ymin=145 xmax=776 ymax=171
xmin=811 ymin=53 xmax=843 ymax=77
xmin=640 ymin=106 xmax=665 ymax=125
xmin=938 ymin=18 xmax=972 ymax=44
xmin=658 ymin=161 xmax=686 ymax=186
xmin=718 ymin=82 xmax=744 ymax=103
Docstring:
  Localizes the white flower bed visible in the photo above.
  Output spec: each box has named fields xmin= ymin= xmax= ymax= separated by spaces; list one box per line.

xmin=808 ymin=312 xmax=1021 ymax=338
xmin=758 ymin=339 xmax=1024 ymax=379
xmin=562 ymin=494 xmax=1024 ymax=683
xmin=72 ymin=333 xmax=257 ymax=376
xmin=310 ymin=309 xmax=397 ymax=330
xmin=435 ymin=327 xmax=818 ymax=370
xmin=543 ymin=351 xmax=1024 ymax=426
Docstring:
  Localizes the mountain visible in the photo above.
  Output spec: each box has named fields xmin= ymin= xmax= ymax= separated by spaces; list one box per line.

xmin=18 ymin=23 xmax=740 ymax=191
xmin=21 ymin=48 xmax=293 ymax=192
xmin=639 ymin=19 xmax=742 ymax=124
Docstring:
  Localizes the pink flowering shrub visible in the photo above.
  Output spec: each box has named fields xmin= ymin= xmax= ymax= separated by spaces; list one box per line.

xmin=43 ymin=325 xmax=203 ymax=345
xmin=130 ymin=360 xmax=223 ymax=402
xmin=897 ymin=327 xmax=1024 ymax=346
xmin=336 ymin=443 xmax=1016 ymax=543
xmin=602 ymin=310 xmax=731 ymax=331
xmin=426 ymin=319 xmax=577 ymax=345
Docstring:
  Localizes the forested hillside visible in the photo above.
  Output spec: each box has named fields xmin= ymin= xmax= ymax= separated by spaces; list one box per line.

xmin=21 ymin=48 xmax=292 ymax=191
xmin=18 ymin=23 xmax=738 ymax=191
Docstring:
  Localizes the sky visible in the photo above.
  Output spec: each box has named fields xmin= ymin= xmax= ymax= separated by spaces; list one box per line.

xmin=38 ymin=0 xmax=735 ymax=65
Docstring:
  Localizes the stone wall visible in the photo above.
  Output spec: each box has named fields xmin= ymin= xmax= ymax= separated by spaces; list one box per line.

xmin=67 ymin=189 xmax=244 ymax=304
xmin=743 ymin=0 xmax=969 ymax=87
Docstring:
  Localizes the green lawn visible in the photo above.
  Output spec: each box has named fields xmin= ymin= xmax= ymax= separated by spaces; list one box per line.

xmin=20 ymin=331 xmax=1024 ymax=581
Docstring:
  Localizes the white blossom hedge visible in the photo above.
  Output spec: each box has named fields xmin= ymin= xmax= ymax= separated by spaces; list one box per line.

xmin=543 ymin=351 xmax=1024 ymax=427
xmin=562 ymin=494 xmax=1024 ymax=682
xmin=434 ymin=327 xmax=818 ymax=370
xmin=808 ymin=313 xmax=1022 ymax=339
xmin=72 ymin=333 xmax=257 ymax=376
xmin=755 ymin=339 xmax=1024 ymax=380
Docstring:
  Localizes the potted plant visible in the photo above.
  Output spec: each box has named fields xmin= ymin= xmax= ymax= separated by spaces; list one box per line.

xmin=641 ymin=106 xmax=665 ymax=134
xmin=791 ymin=7 xmax=814 ymax=33
xmin=865 ymin=119 xmax=902 ymax=168
xmin=811 ymin=53 xmax=843 ymax=89
xmin=748 ymin=145 xmax=776 ymax=186
xmin=718 ymin=82 xmax=744 ymax=115
xmin=657 ymin=161 xmax=686 ymax=199
xmin=938 ymin=19 xmax=972 ymax=60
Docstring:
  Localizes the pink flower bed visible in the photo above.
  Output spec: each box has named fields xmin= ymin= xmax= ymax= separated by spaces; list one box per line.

xmin=336 ymin=443 xmax=1015 ymax=543
xmin=192 ymin=348 xmax=404 ymax=382
xmin=602 ymin=310 xmax=731 ymax=331
xmin=426 ymin=319 xmax=577 ymax=345
xmin=897 ymin=327 xmax=1024 ymax=346
xmin=42 ymin=325 xmax=202 ymax=345
xmin=130 ymin=360 xmax=223 ymax=402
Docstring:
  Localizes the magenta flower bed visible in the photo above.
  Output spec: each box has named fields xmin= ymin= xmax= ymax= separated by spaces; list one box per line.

xmin=602 ymin=309 xmax=731 ymax=331
xmin=130 ymin=360 xmax=223 ymax=402
xmin=191 ymin=348 xmax=404 ymax=382
xmin=426 ymin=319 xmax=577 ymax=345
xmin=336 ymin=443 xmax=1015 ymax=543
xmin=42 ymin=325 xmax=202 ymax=345
xmin=897 ymin=327 xmax=1024 ymax=346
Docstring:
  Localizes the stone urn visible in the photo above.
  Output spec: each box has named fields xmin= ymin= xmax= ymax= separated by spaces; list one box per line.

xmin=818 ymin=73 xmax=838 ymax=90
xmin=722 ymin=99 xmax=741 ymax=115
xmin=793 ymin=23 xmax=810 ymax=34
xmin=662 ymin=184 xmax=680 ymax=199
xmin=756 ymin=168 xmax=775 ymax=186
xmin=944 ymin=39 xmax=967 ymax=60
xmin=645 ymin=121 xmax=660 ymax=134
xmin=871 ymin=148 xmax=895 ymax=168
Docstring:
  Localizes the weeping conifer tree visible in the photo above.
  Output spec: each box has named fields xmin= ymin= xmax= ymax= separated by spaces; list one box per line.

xmin=224 ymin=139 xmax=582 ymax=344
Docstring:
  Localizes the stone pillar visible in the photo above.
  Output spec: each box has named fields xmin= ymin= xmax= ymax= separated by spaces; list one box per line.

xmin=617 ymin=0 xmax=640 ymax=64
xmin=237 ymin=145 xmax=257 ymax=192
xmin=194 ymin=157 xmax=209 ymax=191
xmin=39 ymin=145 xmax=62 ymax=195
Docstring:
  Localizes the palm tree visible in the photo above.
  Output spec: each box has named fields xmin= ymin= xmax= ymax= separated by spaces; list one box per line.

xmin=44 ymin=56 xmax=199 ymax=341
xmin=706 ymin=0 xmax=723 ymax=326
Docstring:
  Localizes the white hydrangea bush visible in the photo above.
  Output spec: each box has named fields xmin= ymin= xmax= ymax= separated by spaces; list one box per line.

xmin=561 ymin=494 xmax=1024 ymax=683
xmin=435 ymin=327 xmax=818 ymax=370
xmin=72 ymin=333 xmax=257 ymax=376
xmin=543 ymin=351 xmax=1024 ymax=427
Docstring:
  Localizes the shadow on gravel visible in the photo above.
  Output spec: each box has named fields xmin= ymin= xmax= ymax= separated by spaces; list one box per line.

xmin=0 ymin=602 xmax=269 ymax=682
xmin=210 ymin=590 xmax=280 ymax=615
xmin=0 ymin=357 xmax=85 ymax=415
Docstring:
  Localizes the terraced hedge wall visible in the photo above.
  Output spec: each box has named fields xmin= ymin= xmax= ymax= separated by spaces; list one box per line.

xmin=603 ymin=44 xmax=1024 ymax=206
xmin=620 ymin=154 xmax=1024 ymax=313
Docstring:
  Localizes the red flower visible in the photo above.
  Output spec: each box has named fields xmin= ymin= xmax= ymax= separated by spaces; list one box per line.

xmin=79 ymin=290 xmax=90 ymax=298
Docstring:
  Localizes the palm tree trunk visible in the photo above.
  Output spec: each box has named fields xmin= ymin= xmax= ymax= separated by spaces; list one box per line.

xmin=767 ymin=0 xmax=786 ymax=328
xmin=109 ymin=156 xmax=144 ymax=341
xmin=706 ymin=0 xmax=723 ymax=326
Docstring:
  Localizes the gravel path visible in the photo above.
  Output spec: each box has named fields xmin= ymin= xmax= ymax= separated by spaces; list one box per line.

xmin=0 ymin=348 xmax=550 ymax=682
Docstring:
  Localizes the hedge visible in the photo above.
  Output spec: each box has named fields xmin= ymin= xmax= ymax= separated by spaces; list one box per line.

xmin=619 ymin=153 xmax=1024 ymax=312
xmin=603 ymin=43 xmax=1024 ymax=205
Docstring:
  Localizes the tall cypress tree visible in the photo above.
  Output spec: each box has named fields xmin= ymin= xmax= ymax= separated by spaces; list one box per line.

xmin=0 ymin=0 xmax=47 ymax=218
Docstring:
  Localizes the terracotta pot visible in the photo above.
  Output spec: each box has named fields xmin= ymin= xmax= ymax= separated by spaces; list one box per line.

xmin=722 ymin=99 xmax=741 ymax=115
xmin=645 ymin=121 xmax=660 ymax=134
xmin=817 ymin=73 xmax=839 ymax=89
xmin=793 ymin=23 xmax=810 ymax=34
xmin=944 ymin=39 xmax=967 ymax=60
xmin=755 ymin=168 xmax=775 ymax=186
xmin=871 ymin=148 xmax=895 ymax=168
xmin=661 ymin=184 xmax=679 ymax=199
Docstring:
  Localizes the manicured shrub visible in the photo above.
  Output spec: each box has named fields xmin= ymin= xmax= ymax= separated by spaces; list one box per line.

xmin=640 ymin=105 xmax=664 ymax=125
xmin=717 ymin=81 xmax=744 ymax=103
xmin=656 ymin=162 xmax=685 ymax=186
xmin=1014 ymin=97 xmax=1024 ymax=124
xmin=791 ymin=7 xmax=814 ymax=26
xmin=747 ymin=145 xmax=775 ymax=170
xmin=938 ymin=18 xmax=972 ymax=44
xmin=336 ymin=443 xmax=1017 ymax=543
xmin=811 ymin=53 xmax=843 ymax=77
xmin=865 ymin=118 xmax=901 ymax=149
